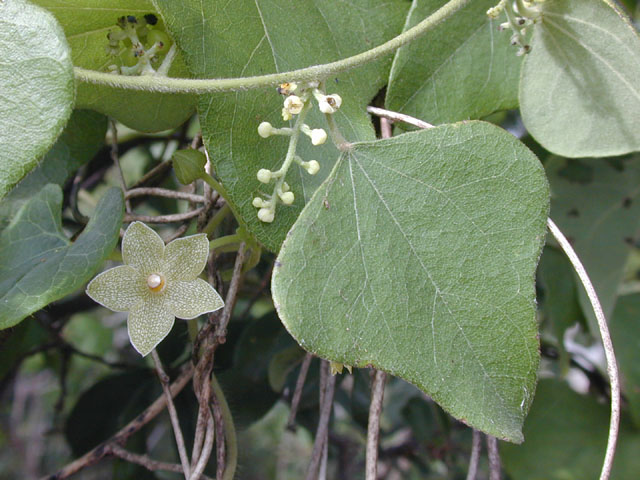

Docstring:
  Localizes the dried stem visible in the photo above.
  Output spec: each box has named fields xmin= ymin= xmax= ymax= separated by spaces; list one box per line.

xmin=366 ymin=106 xmax=435 ymax=130
xmin=287 ymin=353 xmax=314 ymax=430
xmin=109 ymin=445 xmax=214 ymax=480
xmin=43 ymin=364 xmax=194 ymax=480
xmin=212 ymin=373 xmax=237 ymax=480
xmin=486 ymin=435 xmax=501 ymax=480
xmin=151 ymin=350 xmax=191 ymax=479
xmin=189 ymin=414 xmax=215 ymax=480
xmin=125 ymin=187 xmax=206 ymax=203
xmin=124 ymin=207 xmax=205 ymax=224
xmin=465 ymin=430 xmax=482 ymax=480
xmin=305 ymin=361 xmax=336 ymax=480
xmin=366 ymin=369 xmax=387 ymax=480
xmin=547 ymin=218 xmax=620 ymax=480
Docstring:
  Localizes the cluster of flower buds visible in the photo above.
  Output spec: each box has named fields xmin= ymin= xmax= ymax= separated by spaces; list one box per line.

xmin=488 ymin=0 xmax=542 ymax=56
xmin=252 ymin=82 xmax=343 ymax=223
xmin=106 ymin=14 xmax=172 ymax=75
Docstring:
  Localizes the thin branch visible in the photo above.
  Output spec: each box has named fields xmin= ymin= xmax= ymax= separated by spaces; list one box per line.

xmin=75 ymin=0 xmax=472 ymax=94
xmin=486 ymin=435 xmax=501 ymax=480
xmin=43 ymin=364 xmax=194 ymax=480
xmin=215 ymin=243 xmax=247 ymax=338
xmin=131 ymin=159 xmax=173 ymax=189
xmin=109 ymin=445 xmax=214 ymax=480
xmin=151 ymin=350 xmax=191 ymax=479
xmin=124 ymin=207 xmax=205 ymax=224
xmin=367 ymin=106 xmax=435 ymax=130
xmin=366 ymin=370 xmax=387 ymax=480
xmin=211 ymin=373 xmax=237 ymax=480
xmin=189 ymin=414 xmax=215 ymax=480
xmin=547 ymin=218 xmax=620 ymax=480
xmin=465 ymin=430 xmax=482 ymax=480
xmin=125 ymin=187 xmax=206 ymax=203
xmin=305 ymin=361 xmax=337 ymax=480
xmin=287 ymin=353 xmax=314 ymax=430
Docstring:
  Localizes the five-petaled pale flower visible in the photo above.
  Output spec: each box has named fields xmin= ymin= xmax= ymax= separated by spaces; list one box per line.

xmin=86 ymin=222 xmax=224 ymax=356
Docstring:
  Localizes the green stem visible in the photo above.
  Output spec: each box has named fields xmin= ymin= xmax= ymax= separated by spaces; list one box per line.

xmin=202 ymin=203 xmax=231 ymax=239
xmin=209 ymin=233 xmax=242 ymax=251
xmin=211 ymin=373 xmax=237 ymax=480
xmin=74 ymin=0 xmax=471 ymax=94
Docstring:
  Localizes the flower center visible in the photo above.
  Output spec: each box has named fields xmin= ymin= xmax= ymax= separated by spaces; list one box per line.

xmin=146 ymin=273 xmax=166 ymax=292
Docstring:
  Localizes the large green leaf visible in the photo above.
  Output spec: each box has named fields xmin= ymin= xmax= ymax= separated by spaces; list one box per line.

xmin=0 ymin=109 xmax=107 ymax=232
xmin=33 ymin=0 xmax=196 ymax=132
xmin=520 ymin=0 xmax=640 ymax=158
xmin=501 ymin=379 xmax=640 ymax=480
xmin=386 ymin=0 xmax=522 ymax=125
xmin=272 ymin=121 xmax=549 ymax=442
xmin=0 ymin=0 xmax=74 ymax=199
xmin=546 ymin=155 xmax=640 ymax=332
xmin=0 ymin=186 xmax=124 ymax=329
xmin=153 ymin=0 xmax=409 ymax=252
xmin=610 ymin=294 xmax=640 ymax=428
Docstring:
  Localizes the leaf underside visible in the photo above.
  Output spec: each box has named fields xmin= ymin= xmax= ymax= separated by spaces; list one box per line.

xmin=272 ymin=121 xmax=549 ymax=442
xmin=520 ymin=0 xmax=640 ymax=157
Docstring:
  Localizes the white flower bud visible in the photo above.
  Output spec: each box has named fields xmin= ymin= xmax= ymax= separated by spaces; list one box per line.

xmin=257 ymin=122 xmax=273 ymax=138
xmin=281 ymin=182 xmax=290 ymax=192
xmin=305 ymin=160 xmax=320 ymax=175
xmin=257 ymin=168 xmax=272 ymax=183
xmin=257 ymin=208 xmax=275 ymax=223
xmin=279 ymin=191 xmax=295 ymax=205
xmin=252 ymin=197 xmax=264 ymax=208
xmin=282 ymin=108 xmax=292 ymax=121
xmin=317 ymin=94 xmax=342 ymax=114
xmin=310 ymin=128 xmax=327 ymax=145
xmin=283 ymin=95 xmax=304 ymax=115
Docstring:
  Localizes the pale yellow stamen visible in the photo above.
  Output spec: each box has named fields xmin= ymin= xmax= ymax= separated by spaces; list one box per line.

xmin=146 ymin=273 xmax=165 ymax=292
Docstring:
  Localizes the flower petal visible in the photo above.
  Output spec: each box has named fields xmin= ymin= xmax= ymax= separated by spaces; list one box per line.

xmin=163 ymin=233 xmax=209 ymax=282
xmin=127 ymin=294 xmax=175 ymax=356
xmin=86 ymin=265 xmax=146 ymax=312
xmin=122 ymin=222 xmax=164 ymax=275
xmin=165 ymin=278 xmax=224 ymax=319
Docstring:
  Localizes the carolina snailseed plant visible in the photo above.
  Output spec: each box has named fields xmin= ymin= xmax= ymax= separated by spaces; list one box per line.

xmin=1 ymin=0 xmax=638 ymax=478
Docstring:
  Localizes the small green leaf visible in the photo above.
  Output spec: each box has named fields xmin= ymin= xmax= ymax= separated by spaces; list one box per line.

xmin=153 ymin=0 xmax=410 ymax=251
xmin=386 ymin=0 xmax=523 ymax=125
xmin=0 ymin=0 xmax=74 ymax=199
xmin=33 ymin=0 xmax=196 ymax=132
xmin=546 ymin=155 xmax=640 ymax=332
xmin=272 ymin=121 xmax=549 ymax=442
xmin=501 ymin=379 xmax=640 ymax=480
xmin=520 ymin=0 xmax=640 ymax=157
xmin=0 ymin=186 xmax=124 ymax=329
xmin=611 ymin=294 xmax=640 ymax=428
xmin=172 ymin=149 xmax=207 ymax=185
xmin=0 ymin=109 xmax=107 ymax=232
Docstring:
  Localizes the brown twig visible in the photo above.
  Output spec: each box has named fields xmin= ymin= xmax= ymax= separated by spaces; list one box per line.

xmin=366 ymin=369 xmax=387 ymax=480
xmin=125 ymin=187 xmax=206 ymax=203
xmin=305 ymin=361 xmax=336 ymax=480
xmin=486 ymin=435 xmax=501 ymax=480
xmin=124 ymin=207 xmax=205 ymax=224
xmin=211 ymin=381 xmax=227 ymax=480
xmin=465 ymin=430 xmax=482 ymax=480
xmin=43 ymin=364 xmax=194 ymax=480
xmin=190 ymin=414 xmax=215 ymax=480
xmin=109 ymin=120 xmax=132 ymax=213
xmin=286 ymin=352 xmax=313 ymax=430
xmin=366 ymin=106 xmax=435 ymax=130
xmin=151 ymin=350 xmax=191 ymax=479
xmin=109 ymin=444 xmax=214 ymax=480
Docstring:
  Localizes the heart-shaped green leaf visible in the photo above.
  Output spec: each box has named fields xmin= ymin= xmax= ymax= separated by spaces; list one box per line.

xmin=501 ymin=379 xmax=640 ymax=479
xmin=386 ymin=0 xmax=523 ymax=125
xmin=0 ymin=186 xmax=124 ymax=329
xmin=272 ymin=121 xmax=549 ymax=442
xmin=520 ymin=0 xmax=640 ymax=158
xmin=0 ymin=0 xmax=74 ymax=199
xmin=546 ymin=155 xmax=640 ymax=333
xmin=153 ymin=0 xmax=409 ymax=251
xmin=33 ymin=0 xmax=196 ymax=132
xmin=0 ymin=109 xmax=107 ymax=232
